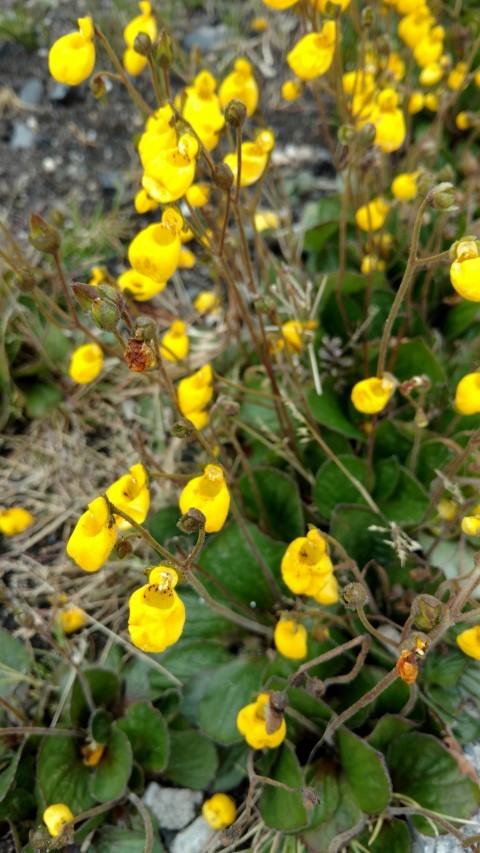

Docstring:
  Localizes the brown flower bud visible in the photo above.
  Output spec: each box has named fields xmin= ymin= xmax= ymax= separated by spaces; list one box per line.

xmin=29 ymin=213 xmax=61 ymax=255
xmin=411 ymin=594 xmax=443 ymax=631
xmin=459 ymin=150 xmax=478 ymax=177
xmin=90 ymin=73 xmax=107 ymax=99
xmin=171 ymin=418 xmax=197 ymax=437
xmin=72 ymin=282 xmax=99 ymax=311
xmin=437 ymin=164 xmax=455 ymax=184
xmin=396 ymin=649 xmax=419 ymax=685
xmin=265 ymin=691 xmax=287 ymax=735
xmin=177 ymin=507 xmax=206 ymax=534
xmin=154 ymin=31 xmax=173 ymax=69
xmin=212 ymin=162 xmax=234 ymax=191
xmin=124 ymin=338 xmax=155 ymax=372
xmin=301 ymin=787 xmax=320 ymax=810
xmin=341 ymin=582 xmax=368 ymax=611
xmin=133 ymin=32 xmax=152 ymax=56
xmin=358 ymin=122 xmax=376 ymax=147
xmin=116 ymin=538 xmax=133 ymax=559
xmin=15 ymin=267 xmax=36 ymax=292
xmin=427 ymin=182 xmax=456 ymax=210
xmin=225 ymin=99 xmax=247 ymax=129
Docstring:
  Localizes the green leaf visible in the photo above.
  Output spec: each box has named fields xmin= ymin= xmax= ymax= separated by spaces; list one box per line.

xmin=149 ymin=506 xmax=189 ymax=545
xmin=337 ymin=728 xmax=391 ymax=813
xmin=70 ymin=667 xmax=121 ymax=728
xmin=379 ymin=465 xmax=429 ymax=525
xmin=259 ymin=743 xmax=307 ymax=831
xmin=90 ymin=725 xmax=133 ymax=803
xmin=179 ymin=591 xmax=232 ymax=640
xmin=357 ymin=818 xmax=411 ymax=853
xmin=198 ymin=521 xmax=286 ymax=610
xmin=117 ymin=703 xmax=169 ymax=772
xmin=388 ymin=733 xmax=480 ymax=835
xmin=445 ymin=301 xmax=480 ymax=340
xmin=149 ymin=640 xmax=232 ymax=691
xmin=307 ymin=387 xmax=365 ymax=441
xmin=37 ymin=735 xmax=94 ymax=813
xmin=43 ymin=324 xmax=71 ymax=362
xmin=0 ymin=743 xmax=24 ymax=802
xmin=373 ymin=421 xmax=411 ymax=464
xmin=91 ymin=826 xmax=164 ymax=853
xmin=314 ymin=455 xmax=371 ymax=520
xmin=372 ymin=457 xmax=400 ymax=502
xmin=239 ymin=467 xmax=305 ymax=542
xmin=302 ymin=758 xmax=363 ymax=850
xmin=367 ymin=715 xmax=416 ymax=753
xmin=165 ymin=729 xmax=218 ymax=789
xmin=198 ymin=658 xmax=264 ymax=745
xmin=0 ymin=628 xmax=31 ymax=698
xmin=330 ymin=505 xmax=398 ymax=569
xmin=212 ymin=743 xmax=248 ymax=792
xmin=24 ymin=382 xmax=62 ymax=418
xmin=393 ymin=339 xmax=446 ymax=385
xmin=89 ymin=710 xmax=113 ymax=745
xmin=238 ymin=377 xmax=281 ymax=434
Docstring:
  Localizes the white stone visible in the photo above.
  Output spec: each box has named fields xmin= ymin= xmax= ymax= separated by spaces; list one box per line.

xmin=142 ymin=783 xmax=202 ymax=830
xmin=170 ymin=816 xmax=216 ymax=853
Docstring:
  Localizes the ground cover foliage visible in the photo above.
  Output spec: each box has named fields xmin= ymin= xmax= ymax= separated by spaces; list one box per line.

xmin=2 ymin=0 xmax=480 ymax=851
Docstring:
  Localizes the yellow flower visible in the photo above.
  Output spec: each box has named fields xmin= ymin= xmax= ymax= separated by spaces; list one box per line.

xmin=457 ymin=626 xmax=480 ymax=660
xmin=351 ymin=374 xmax=396 ymax=414
xmin=43 ymin=803 xmax=74 ymax=837
xmin=123 ymin=48 xmax=147 ymax=76
xmin=387 ymin=52 xmax=406 ymax=82
xmin=456 ymin=112 xmax=474 ymax=131
xmin=437 ymin=498 xmax=458 ymax=522
xmin=124 ymin=1 xmax=157 ymax=45
xmin=178 ymin=364 xmax=214 ymax=415
xmin=128 ymin=223 xmax=182 ymax=283
xmin=287 ymin=23 xmax=336 ymax=82
xmin=68 ymin=343 xmax=103 ymax=384
xmin=274 ymin=620 xmax=307 ymax=659
xmin=254 ymin=210 xmax=280 ymax=232
xmin=413 ymin=26 xmax=445 ymax=69
xmin=424 ymin=92 xmax=439 ymax=112
xmin=224 ymin=130 xmax=274 ymax=187
xmin=219 ymin=58 xmax=259 ymax=116
xmin=67 ymin=495 xmax=117 ymax=573
xmin=142 ymin=144 xmax=197 ymax=205
xmin=361 ymin=255 xmax=385 ymax=275
xmin=475 ymin=70 xmax=480 ymax=88
xmin=178 ymin=248 xmax=196 ymax=269
xmin=398 ymin=9 xmax=434 ymax=51
xmin=202 ymin=793 xmax=236 ymax=830
xmin=194 ymin=291 xmax=221 ymax=315
xmin=263 ymin=0 xmax=298 ymax=7
xmin=0 ymin=507 xmax=34 ymax=536
xmin=311 ymin=0 xmax=350 ymax=10
xmin=106 ymin=464 xmax=150 ymax=531
xmin=118 ymin=269 xmax=166 ymax=301
xmin=355 ymin=198 xmax=389 ymax=232
xmin=462 ymin=507 xmax=480 ymax=536
xmin=281 ymin=528 xmax=335 ymax=601
xmin=251 ymin=17 xmax=268 ymax=32
xmin=160 ymin=320 xmax=189 ymax=362
xmin=281 ymin=80 xmax=303 ymax=101
xmin=81 ymin=741 xmax=106 ymax=767
xmin=48 ymin=18 xmax=95 ymax=86
xmin=57 ymin=606 xmax=87 ymax=634
xmin=179 ymin=464 xmax=230 ymax=533
xmin=180 ymin=70 xmax=225 ymax=152
xmin=89 ymin=266 xmax=105 ymax=286
xmin=128 ymin=566 xmax=186 ymax=653
xmin=315 ymin=572 xmax=339 ymax=605
xmin=391 ymin=171 xmax=419 ymax=201
xmin=281 ymin=320 xmax=317 ymax=353
xmin=138 ymin=105 xmax=177 ymax=168
xmin=134 ymin=189 xmax=159 ymax=214
xmin=450 ymin=239 xmax=480 ymax=301
xmin=372 ymin=89 xmax=406 ymax=154
xmin=186 ymin=184 xmax=211 ymax=207
xmin=454 ymin=372 xmax=480 ymax=415
xmin=187 ymin=409 xmax=210 ymax=430
xmin=237 ymin=693 xmax=287 ymax=749
xmin=408 ymin=91 xmax=425 ymax=114
xmin=419 ymin=62 xmax=443 ymax=86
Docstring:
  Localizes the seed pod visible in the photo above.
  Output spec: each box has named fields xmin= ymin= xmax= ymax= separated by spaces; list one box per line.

xmin=124 ymin=338 xmax=155 ymax=372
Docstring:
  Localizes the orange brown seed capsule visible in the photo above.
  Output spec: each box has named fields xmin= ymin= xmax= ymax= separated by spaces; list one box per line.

xmin=396 ymin=650 xmax=419 ymax=685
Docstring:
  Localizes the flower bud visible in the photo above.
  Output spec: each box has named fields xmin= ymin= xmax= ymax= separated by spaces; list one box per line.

xmin=225 ymin=99 xmax=247 ymax=129
xmin=361 ymin=6 xmax=374 ymax=28
xmin=264 ymin=691 xmax=287 ymax=735
xmin=220 ymin=399 xmax=240 ymax=417
xmin=459 ymin=150 xmax=478 ymax=177
xmin=15 ymin=267 xmax=36 ymax=293
xmin=171 ymin=418 xmax=197 ymax=437
xmin=133 ymin=32 xmax=152 ymax=56
xmin=212 ymin=162 xmax=234 ymax=191
xmin=124 ymin=338 xmax=155 ymax=372
xmin=29 ymin=213 xmax=61 ymax=255
xmin=411 ymin=594 xmax=443 ymax=631
xmin=338 ymin=124 xmax=356 ymax=145
xmin=358 ymin=122 xmax=376 ymax=147
xmin=414 ymin=407 xmax=428 ymax=428
xmin=133 ymin=315 xmax=157 ymax=341
xmin=91 ymin=298 xmax=121 ymax=331
xmin=437 ymin=165 xmax=455 ymax=184
xmin=116 ymin=537 xmax=133 ymax=559
xmin=177 ymin=507 xmax=206 ymax=534
xmin=154 ymin=30 xmax=173 ymax=69
xmin=254 ymin=295 xmax=277 ymax=314
xmin=301 ymin=787 xmax=320 ymax=810
xmin=90 ymin=73 xmax=107 ymax=98
xmin=427 ymin=182 xmax=456 ymax=210
xmin=341 ymin=582 xmax=368 ymax=610
xmin=72 ymin=282 xmax=98 ymax=311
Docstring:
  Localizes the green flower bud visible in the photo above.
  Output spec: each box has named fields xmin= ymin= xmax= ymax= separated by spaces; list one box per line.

xmin=72 ymin=282 xmax=99 ymax=311
xmin=171 ymin=418 xmax=197 ymax=437
xmin=427 ymin=182 xmax=456 ymax=210
xmin=15 ymin=268 xmax=36 ymax=293
xmin=29 ymin=213 xmax=61 ymax=255
xmin=134 ymin=316 xmax=157 ymax=341
xmin=133 ymin=31 xmax=152 ymax=56
xmin=91 ymin=298 xmax=121 ymax=331
xmin=338 ymin=124 xmax=356 ymax=145
xmin=154 ymin=30 xmax=173 ymax=69
xmin=411 ymin=594 xmax=444 ymax=631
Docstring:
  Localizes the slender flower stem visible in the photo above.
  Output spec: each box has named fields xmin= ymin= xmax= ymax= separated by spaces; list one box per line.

xmin=147 ymin=55 xmax=164 ymax=108
xmin=129 ymin=792 xmax=154 ymax=853
xmin=235 ymin=127 xmax=242 ymax=205
xmin=219 ymin=191 xmax=231 ymax=256
xmin=95 ymin=28 xmax=152 ymax=115
xmin=0 ymin=726 xmax=81 ymax=736
xmin=376 ymin=197 xmax=428 ymax=377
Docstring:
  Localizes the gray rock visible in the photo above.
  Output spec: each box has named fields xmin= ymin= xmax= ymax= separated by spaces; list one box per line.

xmin=183 ymin=24 xmax=231 ymax=53
xmin=19 ymin=78 xmax=43 ymax=106
xmin=10 ymin=122 xmax=35 ymax=149
xmin=49 ymin=82 xmax=72 ymax=103
xmin=170 ymin=816 xmax=216 ymax=853
xmin=99 ymin=171 xmax=124 ymax=193
xmin=142 ymin=783 xmax=202 ymax=830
